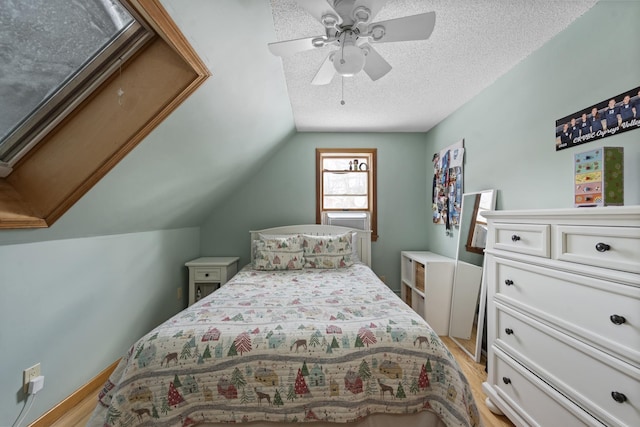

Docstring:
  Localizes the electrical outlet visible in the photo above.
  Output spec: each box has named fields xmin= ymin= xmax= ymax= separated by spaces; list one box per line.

xmin=23 ymin=363 xmax=40 ymax=393
xmin=176 ymin=287 xmax=182 ymax=300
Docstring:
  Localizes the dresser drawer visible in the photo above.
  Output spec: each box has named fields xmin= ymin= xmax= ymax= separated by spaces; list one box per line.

xmin=492 ymin=223 xmax=550 ymax=257
xmin=553 ymin=225 xmax=640 ymax=274
xmin=489 ymin=347 xmax=601 ymax=426
xmin=493 ymin=257 xmax=640 ymax=365
xmin=194 ymin=268 xmax=222 ymax=281
xmin=495 ymin=304 xmax=640 ymax=427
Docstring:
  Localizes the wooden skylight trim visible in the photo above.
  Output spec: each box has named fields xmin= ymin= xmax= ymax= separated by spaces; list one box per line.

xmin=0 ymin=0 xmax=210 ymax=229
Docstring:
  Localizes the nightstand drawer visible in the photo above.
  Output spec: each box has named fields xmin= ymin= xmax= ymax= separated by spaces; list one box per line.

xmin=492 ymin=223 xmax=550 ymax=257
xmin=554 ymin=225 xmax=640 ymax=274
xmin=194 ymin=268 xmax=222 ymax=281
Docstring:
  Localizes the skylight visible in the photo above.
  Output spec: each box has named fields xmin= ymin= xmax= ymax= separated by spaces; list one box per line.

xmin=0 ymin=0 xmax=153 ymax=176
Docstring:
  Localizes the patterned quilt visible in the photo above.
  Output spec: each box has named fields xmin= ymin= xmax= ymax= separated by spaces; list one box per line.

xmin=88 ymin=263 xmax=482 ymax=427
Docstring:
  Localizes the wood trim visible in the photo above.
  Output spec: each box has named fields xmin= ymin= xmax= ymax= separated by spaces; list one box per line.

xmin=0 ymin=181 xmax=46 ymax=228
xmin=465 ymin=194 xmax=485 ymax=255
xmin=0 ymin=0 xmax=209 ymax=229
xmin=315 ymin=148 xmax=378 ymax=241
xmin=29 ymin=359 xmax=120 ymax=427
xmin=129 ymin=0 xmax=211 ymax=78
xmin=315 ymin=149 xmax=322 ymax=225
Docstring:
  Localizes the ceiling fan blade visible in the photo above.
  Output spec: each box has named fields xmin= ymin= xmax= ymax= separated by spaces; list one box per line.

xmin=311 ymin=53 xmax=336 ymax=85
xmin=370 ymin=11 xmax=436 ymax=43
xmin=362 ymin=44 xmax=392 ymax=81
xmin=268 ymin=36 xmax=324 ymax=57
xmin=296 ymin=0 xmax=342 ymax=26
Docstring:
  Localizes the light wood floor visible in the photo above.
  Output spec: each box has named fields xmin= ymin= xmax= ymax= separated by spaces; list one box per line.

xmin=440 ymin=336 xmax=514 ymax=427
xmin=46 ymin=338 xmax=514 ymax=427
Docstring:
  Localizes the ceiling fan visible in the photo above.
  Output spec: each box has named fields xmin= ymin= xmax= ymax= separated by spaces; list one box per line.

xmin=268 ymin=0 xmax=436 ymax=85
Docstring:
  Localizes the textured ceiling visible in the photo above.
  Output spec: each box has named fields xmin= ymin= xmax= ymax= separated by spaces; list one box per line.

xmin=270 ymin=0 xmax=598 ymax=132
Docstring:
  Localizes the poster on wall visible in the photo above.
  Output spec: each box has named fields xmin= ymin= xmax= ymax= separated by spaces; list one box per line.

xmin=556 ymin=85 xmax=640 ymax=151
xmin=432 ymin=139 xmax=464 ymax=231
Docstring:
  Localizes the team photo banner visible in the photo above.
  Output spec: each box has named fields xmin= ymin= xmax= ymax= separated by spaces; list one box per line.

xmin=556 ymin=85 xmax=640 ymax=151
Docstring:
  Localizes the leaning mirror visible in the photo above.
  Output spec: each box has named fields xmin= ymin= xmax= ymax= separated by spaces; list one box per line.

xmin=448 ymin=189 xmax=496 ymax=362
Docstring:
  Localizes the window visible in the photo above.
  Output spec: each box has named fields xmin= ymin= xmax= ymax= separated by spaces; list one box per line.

xmin=316 ymin=148 xmax=377 ymax=241
xmin=0 ymin=0 xmax=154 ymax=176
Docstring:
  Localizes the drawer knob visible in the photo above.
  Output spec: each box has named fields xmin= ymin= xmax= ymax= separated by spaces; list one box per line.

xmin=610 ymin=314 xmax=626 ymax=325
xmin=502 ymin=377 xmax=511 ymax=385
xmin=505 ymin=328 xmax=514 ymax=335
xmin=205 ymin=273 xmax=209 ymax=277
xmin=595 ymin=242 xmax=610 ymax=252
xmin=611 ymin=391 xmax=627 ymax=403
xmin=504 ymin=279 xmax=514 ymax=286
xmin=511 ymin=234 xmax=521 ymax=242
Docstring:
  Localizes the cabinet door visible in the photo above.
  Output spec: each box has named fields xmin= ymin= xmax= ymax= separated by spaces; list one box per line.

xmin=195 ymin=283 xmax=220 ymax=301
xmin=423 ymin=262 xmax=454 ymax=335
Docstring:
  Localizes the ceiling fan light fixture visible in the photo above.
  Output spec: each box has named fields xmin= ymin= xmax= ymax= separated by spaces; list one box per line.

xmin=332 ymin=30 xmax=365 ymax=77
xmin=333 ymin=44 xmax=365 ymax=77
xmin=370 ymin=25 xmax=385 ymax=41
xmin=268 ymin=2 xmax=436 ymax=86
xmin=352 ymin=6 xmax=371 ymax=24
xmin=321 ymin=14 xmax=340 ymax=30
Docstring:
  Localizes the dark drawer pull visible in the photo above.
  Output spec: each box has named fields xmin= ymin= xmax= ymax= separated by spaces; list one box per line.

xmin=595 ymin=242 xmax=610 ymax=252
xmin=511 ymin=234 xmax=521 ymax=242
xmin=610 ymin=315 xmax=626 ymax=325
xmin=502 ymin=377 xmax=511 ymax=385
xmin=505 ymin=328 xmax=514 ymax=335
xmin=205 ymin=273 xmax=209 ymax=277
xmin=504 ymin=279 xmax=514 ymax=286
xmin=611 ymin=391 xmax=627 ymax=403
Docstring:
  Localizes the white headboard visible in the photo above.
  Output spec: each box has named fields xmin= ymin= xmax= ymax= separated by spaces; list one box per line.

xmin=250 ymin=225 xmax=372 ymax=267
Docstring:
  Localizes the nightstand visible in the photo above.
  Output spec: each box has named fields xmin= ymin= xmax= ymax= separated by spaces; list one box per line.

xmin=185 ymin=257 xmax=239 ymax=306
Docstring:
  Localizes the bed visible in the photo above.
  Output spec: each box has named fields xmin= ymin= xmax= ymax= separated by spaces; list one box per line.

xmin=88 ymin=225 xmax=482 ymax=427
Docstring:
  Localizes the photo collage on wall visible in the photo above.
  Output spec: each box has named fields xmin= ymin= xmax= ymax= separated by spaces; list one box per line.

xmin=432 ymin=139 xmax=464 ymax=233
xmin=556 ymin=85 xmax=640 ymax=151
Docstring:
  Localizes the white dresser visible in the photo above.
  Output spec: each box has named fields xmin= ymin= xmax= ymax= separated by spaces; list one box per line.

xmin=481 ymin=207 xmax=640 ymax=427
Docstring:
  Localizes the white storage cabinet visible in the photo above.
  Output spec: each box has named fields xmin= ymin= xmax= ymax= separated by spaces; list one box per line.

xmin=400 ymin=251 xmax=455 ymax=335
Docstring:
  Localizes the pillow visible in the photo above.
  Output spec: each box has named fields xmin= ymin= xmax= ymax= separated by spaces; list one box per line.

xmin=253 ymin=234 xmax=304 ymax=270
xmin=350 ymin=231 xmax=361 ymax=263
xmin=302 ymin=232 xmax=354 ymax=269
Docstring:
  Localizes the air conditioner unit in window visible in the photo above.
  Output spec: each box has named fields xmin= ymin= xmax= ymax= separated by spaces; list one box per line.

xmin=323 ymin=212 xmax=370 ymax=230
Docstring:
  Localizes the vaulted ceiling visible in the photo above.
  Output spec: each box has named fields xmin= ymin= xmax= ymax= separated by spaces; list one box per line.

xmin=168 ymin=0 xmax=598 ymax=133
xmin=269 ymin=0 xmax=598 ymax=132
xmin=0 ymin=0 xmax=599 ymax=243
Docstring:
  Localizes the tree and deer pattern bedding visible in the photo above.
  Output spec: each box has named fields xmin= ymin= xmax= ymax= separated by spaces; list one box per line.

xmin=88 ymin=263 xmax=481 ymax=427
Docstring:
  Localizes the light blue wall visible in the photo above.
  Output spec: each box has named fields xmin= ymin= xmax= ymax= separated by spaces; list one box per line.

xmin=0 ymin=228 xmax=199 ymax=426
xmin=200 ymin=132 xmax=430 ymax=293
xmin=1 ymin=1 xmax=638 ymax=425
xmin=425 ymin=0 xmax=640 ymax=259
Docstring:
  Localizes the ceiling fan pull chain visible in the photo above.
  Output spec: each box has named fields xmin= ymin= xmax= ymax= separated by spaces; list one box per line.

xmin=341 ymin=77 xmax=345 ymax=105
